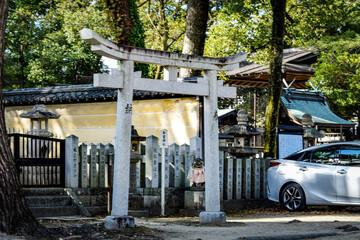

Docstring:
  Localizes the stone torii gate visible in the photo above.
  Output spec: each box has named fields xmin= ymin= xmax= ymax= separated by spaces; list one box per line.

xmin=80 ymin=28 xmax=247 ymax=227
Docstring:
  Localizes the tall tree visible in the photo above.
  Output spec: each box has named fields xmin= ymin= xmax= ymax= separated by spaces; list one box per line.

xmin=179 ymin=0 xmax=209 ymax=77
xmin=102 ymin=0 xmax=148 ymax=76
xmin=0 ymin=0 xmax=46 ymax=236
xmin=263 ymin=0 xmax=287 ymax=158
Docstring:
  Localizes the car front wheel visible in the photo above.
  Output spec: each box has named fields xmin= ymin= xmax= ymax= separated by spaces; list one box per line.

xmin=280 ymin=183 xmax=306 ymax=211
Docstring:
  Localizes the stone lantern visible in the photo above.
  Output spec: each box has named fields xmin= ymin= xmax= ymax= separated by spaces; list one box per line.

xmin=219 ymin=109 xmax=261 ymax=157
xmin=20 ymin=104 xmax=60 ymax=137
xmin=19 ymin=104 xmax=60 ymax=158
xmin=130 ymin=125 xmax=146 ymax=163
xmin=129 ymin=125 xmax=146 ymax=189
xmin=302 ymin=113 xmax=325 ymax=147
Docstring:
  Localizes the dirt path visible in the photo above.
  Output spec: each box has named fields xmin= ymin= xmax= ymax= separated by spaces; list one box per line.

xmin=2 ymin=207 xmax=360 ymax=239
xmin=138 ymin=213 xmax=360 ymax=239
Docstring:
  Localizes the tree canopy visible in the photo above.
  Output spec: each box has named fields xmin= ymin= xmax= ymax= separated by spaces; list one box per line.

xmin=287 ymin=0 xmax=360 ymax=123
xmin=310 ymin=32 xmax=360 ymax=122
xmin=4 ymin=0 xmax=112 ymax=89
xmin=3 ymin=0 xmax=360 ymax=123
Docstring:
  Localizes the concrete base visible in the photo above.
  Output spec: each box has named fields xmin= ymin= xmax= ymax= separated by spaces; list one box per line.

xmin=184 ymin=190 xmax=205 ymax=210
xmin=104 ymin=215 xmax=135 ymax=229
xmin=199 ymin=211 xmax=226 ymax=224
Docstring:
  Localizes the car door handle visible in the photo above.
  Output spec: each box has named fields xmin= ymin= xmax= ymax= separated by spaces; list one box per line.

xmin=299 ymin=166 xmax=308 ymax=171
xmin=337 ymin=169 xmax=347 ymax=174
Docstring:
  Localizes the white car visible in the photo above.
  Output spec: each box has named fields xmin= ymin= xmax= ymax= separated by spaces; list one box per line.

xmin=267 ymin=142 xmax=360 ymax=211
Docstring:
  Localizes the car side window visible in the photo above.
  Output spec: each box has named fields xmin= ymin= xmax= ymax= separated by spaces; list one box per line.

xmin=310 ymin=147 xmax=340 ymax=164
xmin=339 ymin=146 xmax=360 ymax=166
xmin=301 ymin=151 xmax=311 ymax=162
xmin=284 ymin=151 xmax=305 ymax=161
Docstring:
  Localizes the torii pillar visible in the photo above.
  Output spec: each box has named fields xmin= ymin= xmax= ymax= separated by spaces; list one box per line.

xmin=80 ymin=28 xmax=247 ymax=227
xmin=200 ymin=69 xmax=224 ymax=223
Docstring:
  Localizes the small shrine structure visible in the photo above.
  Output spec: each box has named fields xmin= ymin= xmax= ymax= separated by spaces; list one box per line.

xmin=280 ymin=88 xmax=356 ymax=144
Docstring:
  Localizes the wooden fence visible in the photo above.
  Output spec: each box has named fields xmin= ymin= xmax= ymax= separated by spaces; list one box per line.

xmin=9 ymin=133 xmax=65 ymax=187
xmin=65 ymin=135 xmax=270 ymax=200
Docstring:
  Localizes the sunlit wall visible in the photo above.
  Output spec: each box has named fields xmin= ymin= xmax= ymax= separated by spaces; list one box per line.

xmin=5 ymin=97 xmax=199 ymax=145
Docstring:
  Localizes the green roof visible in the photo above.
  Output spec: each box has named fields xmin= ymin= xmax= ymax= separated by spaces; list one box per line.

xmin=281 ymin=89 xmax=355 ymax=126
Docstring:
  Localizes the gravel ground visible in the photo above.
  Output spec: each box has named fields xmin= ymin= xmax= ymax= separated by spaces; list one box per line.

xmin=2 ymin=206 xmax=360 ymax=239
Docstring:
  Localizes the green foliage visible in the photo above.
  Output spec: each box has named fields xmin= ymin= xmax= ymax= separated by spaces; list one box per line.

xmin=211 ymin=0 xmax=360 ymax=123
xmin=137 ymin=0 xmax=187 ymax=52
xmin=309 ymin=32 xmax=360 ymax=119
xmin=4 ymin=0 xmax=112 ymax=89
xmin=286 ymin=0 xmax=360 ymax=46
xmin=205 ymin=0 xmax=271 ymax=59
xmin=287 ymin=0 xmax=360 ymax=121
xmin=4 ymin=0 xmax=360 ymax=129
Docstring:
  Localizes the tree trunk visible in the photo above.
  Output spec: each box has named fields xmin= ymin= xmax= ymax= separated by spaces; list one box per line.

xmin=103 ymin=0 xmax=134 ymax=45
xmin=103 ymin=0 xmax=148 ymax=76
xmin=154 ymin=0 xmax=168 ymax=79
xmin=263 ymin=0 xmax=287 ymax=158
xmin=179 ymin=0 xmax=209 ymax=77
xmin=357 ymin=103 xmax=360 ymax=138
xmin=0 ymin=0 xmax=46 ymax=236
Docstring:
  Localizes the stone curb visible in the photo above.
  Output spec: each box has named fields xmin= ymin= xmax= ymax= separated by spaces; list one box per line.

xmin=237 ymin=230 xmax=360 ymax=240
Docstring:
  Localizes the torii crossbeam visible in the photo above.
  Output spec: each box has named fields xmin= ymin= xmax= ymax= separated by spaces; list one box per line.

xmin=80 ymin=28 xmax=247 ymax=227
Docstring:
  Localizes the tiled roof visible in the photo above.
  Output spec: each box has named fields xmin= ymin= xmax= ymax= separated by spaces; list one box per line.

xmin=226 ymin=48 xmax=318 ymax=89
xmin=3 ymin=84 xmax=176 ymax=106
xmin=281 ymin=89 xmax=355 ymax=126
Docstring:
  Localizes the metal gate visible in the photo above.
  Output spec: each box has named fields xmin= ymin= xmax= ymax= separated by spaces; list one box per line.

xmin=9 ymin=133 xmax=65 ymax=187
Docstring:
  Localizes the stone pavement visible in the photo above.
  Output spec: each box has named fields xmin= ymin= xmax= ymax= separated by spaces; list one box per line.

xmin=137 ymin=214 xmax=360 ymax=240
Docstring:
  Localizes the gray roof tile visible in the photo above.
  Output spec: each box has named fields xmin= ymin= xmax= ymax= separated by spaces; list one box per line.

xmin=3 ymin=84 xmax=177 ymax=106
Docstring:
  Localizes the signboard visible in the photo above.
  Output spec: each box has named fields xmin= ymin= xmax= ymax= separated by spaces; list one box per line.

xmin=278 ymin=133 xmax=303 ymax=159
xmin=160 ymin=129 xmax=168 ymax=149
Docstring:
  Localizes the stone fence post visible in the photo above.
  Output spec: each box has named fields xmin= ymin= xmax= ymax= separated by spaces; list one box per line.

xmin=65 ymin=135 xmax=79 ymax=188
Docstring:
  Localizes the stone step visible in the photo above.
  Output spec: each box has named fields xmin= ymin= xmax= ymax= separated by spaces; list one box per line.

xmin=30 ymin=206 xmax=79 ymax=218
xmin=23 ymin=188 xmax=66 ymax=196
xmin=26 ymin=195 xmax=72 ymax=207
xmin=86 ymin=206 xmax=108 ymax=216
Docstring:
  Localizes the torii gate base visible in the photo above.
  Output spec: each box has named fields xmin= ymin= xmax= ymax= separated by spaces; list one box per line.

xmin=81 ymin=28 xmax=247 ymax=227
xmin=105 ymin=216 xmax=135 ymax=229
xmin=200 ymin=212 xmax=226 ymax=224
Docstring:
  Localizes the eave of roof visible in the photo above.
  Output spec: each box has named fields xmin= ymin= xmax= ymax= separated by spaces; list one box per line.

xmin=226 ymin=48 xmax=317 ymax=89
xmin=2 ymin=84 xmax=189 ymax=107
xmin=281 ymin=89 xmax=355 ymax=127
